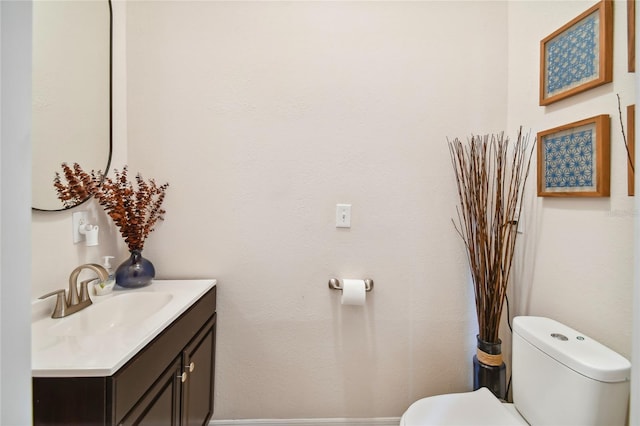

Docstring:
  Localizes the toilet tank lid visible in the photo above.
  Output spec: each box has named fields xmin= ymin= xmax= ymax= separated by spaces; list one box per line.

xmin=513 ymin=316 xmax=631 ymax=383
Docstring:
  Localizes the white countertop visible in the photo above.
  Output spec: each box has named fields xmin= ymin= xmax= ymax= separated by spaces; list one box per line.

xmin=32 ymin=279 xmax=216 ymax=378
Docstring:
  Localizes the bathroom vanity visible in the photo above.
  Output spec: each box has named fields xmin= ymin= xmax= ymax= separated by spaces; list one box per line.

xmin=32 ymin=279 xmax=217 ymax=425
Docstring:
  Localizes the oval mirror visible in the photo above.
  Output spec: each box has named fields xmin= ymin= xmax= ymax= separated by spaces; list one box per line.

xmin=32 ymin=0 xmax=112 ymax=211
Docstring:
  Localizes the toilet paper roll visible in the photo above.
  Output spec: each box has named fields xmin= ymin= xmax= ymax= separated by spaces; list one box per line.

xmin=341 ymin=279 xmax=366 ymax=305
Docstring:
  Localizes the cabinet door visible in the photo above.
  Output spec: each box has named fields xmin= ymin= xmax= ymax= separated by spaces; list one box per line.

xmin=182 ymin=314 xmax=216 ymax=426
xmin=119 ymin=357 xmax=182 ymax=426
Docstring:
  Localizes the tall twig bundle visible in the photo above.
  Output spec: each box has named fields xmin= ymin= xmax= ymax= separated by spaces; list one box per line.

xmin=54 ymin=163 xmax=169 ymax=252
xmin=448 ymin=128 xmax=534 ymax=343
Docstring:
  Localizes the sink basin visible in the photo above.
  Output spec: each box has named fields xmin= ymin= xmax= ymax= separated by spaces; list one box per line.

xmin=47 ymin=292 xmax=173 ymax=336
xmin=32 ymin=279 xmax=216 ymax=377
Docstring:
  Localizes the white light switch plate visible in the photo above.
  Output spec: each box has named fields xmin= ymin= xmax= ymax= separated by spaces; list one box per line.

xmin=336 ymin=204 xmax=351 ymax=228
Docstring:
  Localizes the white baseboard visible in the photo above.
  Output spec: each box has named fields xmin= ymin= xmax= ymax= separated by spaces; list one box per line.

xmin=209 ymin=418 xmax=401 ymax=426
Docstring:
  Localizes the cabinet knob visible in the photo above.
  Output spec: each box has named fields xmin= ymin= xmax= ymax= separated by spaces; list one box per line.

xmin=179 ymin=372 xmax=187 ymax=383
xmin=187 ymin=361 xmax=195 ymax=372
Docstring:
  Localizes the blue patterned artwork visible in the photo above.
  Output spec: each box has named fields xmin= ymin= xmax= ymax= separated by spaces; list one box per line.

xmin=545 ymin=11 xmax=599 ymax=99
xmin=542 ymin=125 xmax=597 ymax=192
xmin=540 ymin=1 xmax=612 ymax=106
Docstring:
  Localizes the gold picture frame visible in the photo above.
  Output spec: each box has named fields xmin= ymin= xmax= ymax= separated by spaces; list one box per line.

xmin=629 ymin=0 xmax=636 ymax=72
xmin=540 ymin=1 xmax=613 ymax=106
xmin=537 ymin=115 xmax=610 ymax=197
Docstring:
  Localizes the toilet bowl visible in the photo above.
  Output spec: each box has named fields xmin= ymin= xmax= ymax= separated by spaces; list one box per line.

xmin=400 ymin=387 xmax=527 ymax=425
xmin=400 ymin=316 xmax=631 ymax=425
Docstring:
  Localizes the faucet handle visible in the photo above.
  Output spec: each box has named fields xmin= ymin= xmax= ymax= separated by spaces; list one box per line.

xmin=79 ymin=278 xmax=98 ymax=303
xmin=39 ymin=289 xmax=68 ymax=318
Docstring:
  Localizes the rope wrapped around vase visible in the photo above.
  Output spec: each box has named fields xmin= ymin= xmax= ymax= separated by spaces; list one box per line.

xmin=477 ymin=348 xmax=503 ymax=367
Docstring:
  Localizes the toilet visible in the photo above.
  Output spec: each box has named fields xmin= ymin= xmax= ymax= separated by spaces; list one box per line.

xmin=400 ymin=316 xmax=631 ymax=425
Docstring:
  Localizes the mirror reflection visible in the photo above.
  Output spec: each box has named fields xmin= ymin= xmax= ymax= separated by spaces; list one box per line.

xmin=32 ymin=0 xmax=112 ymax=211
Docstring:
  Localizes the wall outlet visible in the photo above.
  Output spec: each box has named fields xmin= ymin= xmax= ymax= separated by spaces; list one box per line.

xmin=72 ymin=211 xmax=89 ymax=243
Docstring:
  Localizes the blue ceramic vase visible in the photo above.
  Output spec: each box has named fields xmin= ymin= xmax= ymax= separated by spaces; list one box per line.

xmin=115 ymin=250 xmax=155 ymax=288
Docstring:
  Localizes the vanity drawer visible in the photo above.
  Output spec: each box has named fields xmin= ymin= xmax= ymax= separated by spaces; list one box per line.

xmin=112 ymin=286 xmax=216 ymax=424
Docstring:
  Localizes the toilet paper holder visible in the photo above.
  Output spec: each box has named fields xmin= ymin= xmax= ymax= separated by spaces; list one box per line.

xmin=328 ymin=278 xmax=374 ymax=292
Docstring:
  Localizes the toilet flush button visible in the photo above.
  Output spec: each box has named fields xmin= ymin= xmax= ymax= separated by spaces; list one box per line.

xmin=551 ymin=333 xmax=568 ymax=341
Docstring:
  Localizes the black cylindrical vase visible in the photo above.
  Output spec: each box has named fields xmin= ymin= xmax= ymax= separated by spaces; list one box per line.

xmin=473 ymin=335 xmax=506 ymax=400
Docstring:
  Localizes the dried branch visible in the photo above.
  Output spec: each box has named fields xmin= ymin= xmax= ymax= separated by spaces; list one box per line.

xmin=53 ymin=163 xmax=169 ymax=252
xmin=53 ymin=163 xmax=93 ymax=208
xmin=448 ymin=128 xmax=534 ymax=343
xmin=617 ymin=93 xmax=634 ymax=173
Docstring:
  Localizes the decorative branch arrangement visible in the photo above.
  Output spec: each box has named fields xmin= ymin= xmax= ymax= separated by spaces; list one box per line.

xmin=54 ymin=163 xmax=169 ymax=252
xmin=617 ymin=93 xmax=634 ymax=173
xmin=53 ymin=162 xmax=92 ymax=208
xmin=449 ymin=128 xmax=534 ymax=343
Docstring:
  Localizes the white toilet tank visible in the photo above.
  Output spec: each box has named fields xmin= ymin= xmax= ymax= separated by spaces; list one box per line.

xmin=512 ymin=316 xmax=631 ymax=426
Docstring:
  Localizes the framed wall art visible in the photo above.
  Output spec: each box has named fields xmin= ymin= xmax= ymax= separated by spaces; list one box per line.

xmin=539 ymin=1 xmax=613 ymax=106
xmin=537 ymin=115 xmax=610 ymax=197
xmin=629 ymin=0 xmax=636 ymax=72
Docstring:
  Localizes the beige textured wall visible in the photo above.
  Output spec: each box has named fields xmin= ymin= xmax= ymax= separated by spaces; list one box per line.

xmin=125 ymin=0 xmax=508 ymax=419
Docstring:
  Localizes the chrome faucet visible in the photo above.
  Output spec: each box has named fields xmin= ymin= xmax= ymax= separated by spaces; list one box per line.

xmin=39 ymin=263 xmax=109 ymax=318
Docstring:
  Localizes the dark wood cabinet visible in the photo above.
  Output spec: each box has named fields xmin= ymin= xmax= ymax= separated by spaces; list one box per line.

xmin=33 ymin=286 xmax=217 ymax=426
xmin=182 ymin=315 xmax=216 ymax=426
xmin=119 ymin=356 xmax=182 ymax=426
